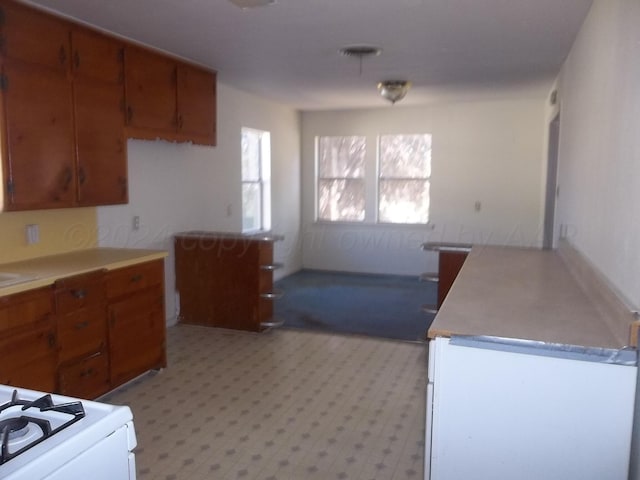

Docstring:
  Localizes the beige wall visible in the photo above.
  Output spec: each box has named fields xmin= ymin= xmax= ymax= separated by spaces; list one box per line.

xmin=0 ymin=208 xmax=97 ymax=264
xmin=96 ymin=82 xmax=302 ymax=323
xmin=301 ymin=90 xmax=548 ymax=275
xmin=556 ymin=0 xmax=640 ymax=310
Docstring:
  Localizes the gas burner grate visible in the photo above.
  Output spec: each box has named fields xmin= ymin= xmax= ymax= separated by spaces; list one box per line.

xmin=0 ymin=390 xmax=85 ymax=465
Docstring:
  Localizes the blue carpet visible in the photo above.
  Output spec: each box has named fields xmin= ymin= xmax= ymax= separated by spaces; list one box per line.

xmin=274 ymin=269 xmax=436 ymax=342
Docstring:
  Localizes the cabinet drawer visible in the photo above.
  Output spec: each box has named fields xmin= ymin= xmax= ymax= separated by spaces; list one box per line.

xmin=58 ymin=352 xmax=109 ymax=399
xmin=106 ymin=260 xmax=163 ymax=299
xmin=57 ymin=306 xmax=107 ymax=364
xmin=55 ymin=270 xmax=106 ymax=314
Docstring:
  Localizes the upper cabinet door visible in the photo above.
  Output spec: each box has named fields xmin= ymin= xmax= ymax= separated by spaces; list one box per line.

xmin=0 ymin=0 xmax=71 ymax=73
xmin=71 ymin=28 xmax=123 ymax=84
xmin=177 ymin=64 xmax=216 ymax=145
xmin=124 ymin=46 xmax=177 ymax=132
xmin=74 ymin=80 xmax=127 ymax=206
xmin=2 ymin=62 xmax=76 ymax=209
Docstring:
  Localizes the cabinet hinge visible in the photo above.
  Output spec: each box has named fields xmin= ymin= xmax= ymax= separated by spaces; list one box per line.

xmin=0 ymin=74 xmax=8 ymax=91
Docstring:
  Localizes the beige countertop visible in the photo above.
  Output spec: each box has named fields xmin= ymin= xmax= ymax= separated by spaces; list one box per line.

xmin=428 ymin=244 xmax=635 ymax=350
xmin=0 ymin=248 xmax=167 ymax=296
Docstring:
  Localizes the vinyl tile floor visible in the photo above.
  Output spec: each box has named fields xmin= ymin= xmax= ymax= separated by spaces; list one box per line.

xmin=102 ymin=324 xmax=428 ymax=480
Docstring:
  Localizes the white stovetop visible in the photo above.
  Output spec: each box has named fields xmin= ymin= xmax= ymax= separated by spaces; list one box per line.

xmin=0 ymin=385 xmax=135 ymax=480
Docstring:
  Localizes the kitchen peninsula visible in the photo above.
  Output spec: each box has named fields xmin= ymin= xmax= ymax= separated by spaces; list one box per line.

xmin=425 ymin=241 xmax=638 ymax=480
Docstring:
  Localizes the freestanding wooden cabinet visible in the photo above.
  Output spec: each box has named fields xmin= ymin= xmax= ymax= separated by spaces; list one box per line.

xmin=175 ymin=232 xmax=283 ymax=332
xmin=421 ymin=243 xmax=471 ymax=315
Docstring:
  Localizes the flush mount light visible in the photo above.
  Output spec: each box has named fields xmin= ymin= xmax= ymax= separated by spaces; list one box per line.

xmin=229 ymin=0 xmax=276 ymax=9
xmin=377 ymin=80 xmax=411 ymax=105
xmin=339 ymin=44 xmax=382 ymax=75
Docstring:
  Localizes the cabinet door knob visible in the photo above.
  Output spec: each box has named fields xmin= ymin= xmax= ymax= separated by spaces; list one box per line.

xmin=59 ymin=45 xmax=67 ymax=66
xmin=74 ymin=321 xmax=90 ymax=330
xmin=126 ymin=106 xmax=133 ymax=123
xmin=78 ymin=167 xmax=86 ymax=186
xmin=130 ymin=274 xmax=143 ymax=283
xmin=71 ymin=288 xmax=87 ymax=299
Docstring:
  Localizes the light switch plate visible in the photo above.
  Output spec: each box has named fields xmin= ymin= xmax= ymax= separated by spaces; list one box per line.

xmin=25 ymin=224 xmax=39 ymax=245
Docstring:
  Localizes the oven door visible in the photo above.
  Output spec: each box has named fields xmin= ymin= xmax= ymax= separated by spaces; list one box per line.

xmin=44 ymin=423 xmax=136 ymax=480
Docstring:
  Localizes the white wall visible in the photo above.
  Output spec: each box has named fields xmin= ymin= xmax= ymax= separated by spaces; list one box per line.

xmin=96 ymin=82 xmax=302 ymax=324
xmin=301 ymin=93 xmax=547 ymax=276
xmin=556 ymin=0 xmax=640 ymax=311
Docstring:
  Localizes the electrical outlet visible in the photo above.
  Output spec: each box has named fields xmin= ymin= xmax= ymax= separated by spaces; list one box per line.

xmin=226 ymin=204 xmax=232 ymax=217
xmin=474 ymin=201 xmax=482 ymax=212
xmin=25 ymin=224 xmax=39 ymax=245
xmin=132 ymin=216 xmax=140 ymax=231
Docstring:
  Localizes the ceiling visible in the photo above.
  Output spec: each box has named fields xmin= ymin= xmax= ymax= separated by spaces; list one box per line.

xmin=25 ymin=0 xmax=593 ymax=110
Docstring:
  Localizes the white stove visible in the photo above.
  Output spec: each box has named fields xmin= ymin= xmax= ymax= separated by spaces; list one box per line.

xmin=0 ymin=385 xmax=137 ymax=480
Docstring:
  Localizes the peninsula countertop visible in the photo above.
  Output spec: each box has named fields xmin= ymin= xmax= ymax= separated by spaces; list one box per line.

xmin=428 ymin=244 xmax=635 ymax=350
xmin=0 ymin=248 xmax=167 ymax=297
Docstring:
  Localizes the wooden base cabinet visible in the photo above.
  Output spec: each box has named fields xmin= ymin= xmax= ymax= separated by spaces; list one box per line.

xmin=54 ymin=270 xmax=110 ymax=399
xmin=175 ymin=232 xmax=283 ymax=332
xmin=107 ymin=260 xmax=166 ymax=386
xmin=0 ymin=287 xmax=57 ymax=392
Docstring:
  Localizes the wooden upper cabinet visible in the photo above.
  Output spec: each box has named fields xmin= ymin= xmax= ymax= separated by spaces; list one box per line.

xmin=71 ymin=30 xmax=127 ymax=206
xmin=2 ymin=62 xmax=76 ymax=209
xmin=124 ymin=46 xmax=177 ymax=132
xmin=0 ymin=0 xmax=71 ymax=73
xmin=74 ymin=81 xmax=127 ymax=206
xmin=177 ymin=64 xmax=216 ymax=144
xmin=71 ymin=28 xmax=124 ymax=84
xmin=125 ymin=46 xmax=216 ymax=145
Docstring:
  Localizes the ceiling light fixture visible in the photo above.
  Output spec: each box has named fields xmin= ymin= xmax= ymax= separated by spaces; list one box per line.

xmin=339 ymin=45 xmax=382 ymax=75
xmin=377 ymin=80 xmax=411 ymax=105
xmin=228 ymin=0 xmax=276 ymax=10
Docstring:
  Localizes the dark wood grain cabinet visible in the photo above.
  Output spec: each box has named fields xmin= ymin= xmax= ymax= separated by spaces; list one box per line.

xmin=124 ymin=46 xmax=217 ymax=146
xmin=0 ymin=287 xmax=57 ymax=392
xmin=175 ymin=232 xmax=282 ymax=332
xmin=54 ymin=270 xmax=110 ymax=399
xmin=0 ymin=259 xmax=166 ymax=398
xmin=0 ymin=0 xmax=128 ymax=210
xmin=0 ymin=0 xmax=216 ymax=211
xmin=106 ymin=260 xmax=166 ymax=386
xmin=71 ymin=28 xmax=128 ymax=207
xmin=437 ymin=250 xmax=469 ymax=307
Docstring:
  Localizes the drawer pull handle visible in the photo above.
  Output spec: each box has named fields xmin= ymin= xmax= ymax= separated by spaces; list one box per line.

xmin=131 ymin=274 xmax=143 ymax=283
xmin=260 ymin=318 xmax=285 ymax=329
xmin=71 ymin=289 xmax=87 ymax=299
xmin=260 ymin=263 xmax=284 ymax=271
xmin=260 ymin=289 xmax=284 ymax=300
xmin=80 ymin=368 xmax=94 ymax=378
xmin=74 ymin=321 xmax=89 ymax=330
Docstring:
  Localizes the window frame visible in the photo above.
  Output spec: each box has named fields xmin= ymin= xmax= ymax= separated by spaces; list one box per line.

xmin=376 ymin=133 xmax=432 ymax=225
xmin=241 ymin=127 xmax=271 ymax=233
xmin=314 ymin=133 xmax=432 ymax=226
xmin=315 ymin=135 xmax=367 ymax=223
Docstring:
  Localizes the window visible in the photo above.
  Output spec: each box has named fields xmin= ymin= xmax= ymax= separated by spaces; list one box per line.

xmin=378 ymin=134 xmax=431 ymax=224
xmin=317 ymin=136 xmax=366 ymax=222
xmin=315 ymin=133 xmax=431 ymax=224
xmin=241 ymin=128 xmax=271 ymax=232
